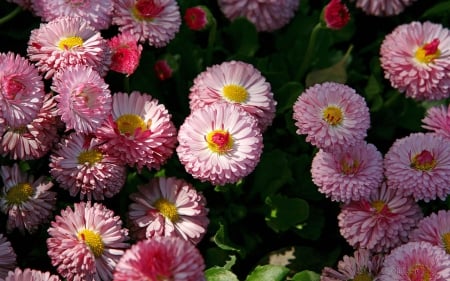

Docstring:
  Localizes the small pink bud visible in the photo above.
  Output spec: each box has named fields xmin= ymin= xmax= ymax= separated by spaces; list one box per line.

xmin=154 ymin=59 xmax=173 ymax=81
xmin=323 ymin=0 xmax=350 ymax=30
xmin=184 ymin=6 xmax=213 ymax=31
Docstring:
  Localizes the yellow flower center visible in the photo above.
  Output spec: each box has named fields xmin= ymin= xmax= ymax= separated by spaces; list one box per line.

xmin=415 ymin=38 xmax=441 ymax=64
xmin=222 ymin=84 xmax=248 ymax=103
xmin=352 ymin=272 xmax=373 ymax=281
xmin=411 ymin=150 xmax=436 ymax=171
xmin=322 ymin=106 xmax=343 ymax=126
xmin=206 ymin=129 xmax=234 ymax=153
xmin=77 ymin=149 xmax=103 ymax=166
xmin=371 ymin=200 xmax=387 ymax=213
xmin=340 ymin=153 xmax=360 ymax=175
xmin=116 ymin=114 xmax=147 ymax=135
xmin=58 ymin=36 xmax=84 ymax=50
xmin=442 ymin=232 xmax=450 ymax=254
xmin=408 ymin=264 xmax=431 ymax=281
xmin=77 ymin=229 xmax=104 ymax=257
xmin=132 ymin=0 xmax=163 ymax=21
xmin=5 ymin=183 xmax=33 ymax=204
xmin=154 ymin=198 xmax=179 ymax=222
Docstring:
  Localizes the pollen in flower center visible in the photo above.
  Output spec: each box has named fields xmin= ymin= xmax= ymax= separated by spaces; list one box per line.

xmin=353 ymin=272 xmax=373 ymax=281
xmin=5 ymin=182 xmax=33 ymax=204
xmin=415 ymin=38 xmax=441 ymax=64
xmin=407 ymin=263 xmax=431 ymax=281
xmin=77 ymin=149 xmax=103 ymax=166
xmin=154 ymin=198 xmax=179 ymax=222
xmin=206 ymin=130 xmax=234 ymax=153
xmin=222 ymin=84 xmax=249 ymax=103
xmin=411 ymin=150 xmax=436 ymax=171
xmin=116 ymin=114 xmax=147 ymax=135
xmin=441 ymin=232 xmax=450 ymax=254
xmin=371 ymin=200 xmax=388 ymax=214
xmin=133 ymin=0 xmax=164 ymax=21
xmin=58 ymin=36 xmax=84 ymax=50
xmin=322 ymin=106 xmax=343 ymax=126
xmin=77 ymin=229 xmax=104 ymax=257
xmin=340 ymin=153 xmax=360 ymax=175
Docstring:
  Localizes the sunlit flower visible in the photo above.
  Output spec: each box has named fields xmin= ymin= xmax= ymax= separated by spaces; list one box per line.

xmin=0 ymin=52 xmax=45 ymax=127
xmin=350 ymin=0 xmax=417 ymax=16
xmin=4 ymin=268 xmax=61 ymax=281
xmin=27 ymin=16 xmax=111 ymax=79
xmin=0 ymin=163 xmax=57 ymax=234
xmin=189 ymin=60 xmax=276 ymax=131
xmin=49 ymin=133 xmax=127 ymax=201
xmin=384 ymin=132 xmax=450 ymax=202
xmin=47 ymin=201 xmax=129 ymax=281
xmin=177 ymin=103 xmax=263 ymax=186
xmin=378 ymin=241 xmax=450 ymax=281
xmin=112 ymin=0 xmax=182 ymax=48
xmin=293 ymin=82 xmax=370 ymax=151
xmin=217 ymin=0 xmax=299 ymax=32
xmin=311 ymin=142 xmax=383 ymax=203
xmin=0 ymin=234 xmax=16 ymax=280
xmin=409 ymin=210 xmax=450 ymax=255
xmin=322 ymin=0 xmax=350 ymax=30
xmin=113 ymin=236 xmax=205 ymax=281
xmin=108 ymin=31 xmax=143 ymax=76
xmin=380 ymin=21 xmax=450 ymax=100
xmin=338 ymin=183 xmax=423 ymax=253
xmin=95 ymin=91 xmax=177 ymax=172
xmin=422 ymin=104 xmax=450 ymax=139
xmin=128 ymin=177 xmax=209 ymax=244
xmin=51 ymin=65 xmax=112 ymax=133
xmin=184 ymin=6 xmax=212 ymax=31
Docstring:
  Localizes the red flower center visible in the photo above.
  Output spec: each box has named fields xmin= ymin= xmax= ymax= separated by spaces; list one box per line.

xmin=411 ymin=150 xmax=436 ymax=171
xmin=134 ymin=0 xmax=163 ymax=20
xmin=415 ymin=38 xmax=441 ymax=64
xmin=206 ymin=130 xmax=233 ymax=153
xmin=2 ymin=77 xmax=25 ymax=100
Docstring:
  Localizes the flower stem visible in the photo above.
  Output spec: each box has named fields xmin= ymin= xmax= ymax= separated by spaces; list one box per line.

xmin=0 ymin=6 xmax=22 ymax=26
xmin=296 ymin=23 xmax=324 ymax=82
xmin=205 ymin=19 xmax=217 ymax=67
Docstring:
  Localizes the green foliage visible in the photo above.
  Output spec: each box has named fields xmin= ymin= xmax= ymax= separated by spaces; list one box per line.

xmin=245 ymin=265 xmax=290 ymax=281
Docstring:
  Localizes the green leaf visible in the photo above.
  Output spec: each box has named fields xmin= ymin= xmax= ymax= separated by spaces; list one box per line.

xmin=275 ymin=82 xmax=304 ymax=114
xmin=265 ymin=194 xmax=309 ymax=232
xmin=421 ymin=1 xmax=450 ymax=19
xmin=291 ymin=270 xmax=320 ymax=281
xmin=364 ymin=74 xmax=384 ymax=112
xmin=205 ymin=267 xmax=239 ymax=281
xmin=223 ymin=17 xmax=259 ymax=57
xmin=223 ymin=255 xmax=237 ymax=271
xmin=245 ymin=265 xmax=289 ymax=281
xmin=213 ymin=222 xmax=244 ymax=255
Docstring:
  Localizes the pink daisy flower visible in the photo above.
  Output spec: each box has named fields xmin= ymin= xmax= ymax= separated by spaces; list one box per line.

xmin=0 ymin=234 xmax=16 ymax=280
xmin=112 ymin=0 xmax=182 ymax=48
xmin=27 ymin=16 xmax=111 ymax=79
xmin=4 ymin=268 xmax=61 ymax=281
xmin=217 ymin=0 xmax=299 ymax=32
xmin=108 ymin=31 xmax=143 ymax=76
xmin=0 ymin=52 xmax=45 ymax=128
xmin=113 ymin=236 xmax=205 ymax=281
xmin=51 ymin=65 xmax=112 ymax=134
xmin=378 ymin=241 xmax=450 ymax=281
xmin=189 ymin=60 xmax=276 ymax=131
xmin=293 ymin=82 xmax=371 ymax=151
xmin=350 ymin=0 xmax=416 ymax=16
xmin=49 ymin=133 xmax=127 ymax=201
xmin=128 ymin=177 xmax=209 ymax=244
xmin=422 ymin=104 xmax=450 ymax=139
xmin=177 ymin=103 xmax=263 ymax=186
xmin=95 ymin=91 xmax=177 ymax=172
xmin=320 ymin=248 xmax=383 ymax=281
xmin=0 ymin=163 xmax=57 ymax=234
xmin=47 ymin=201 xmax=129 ymax=281
xmin=338 ymin=183 xmax=423 ymax=253
xmin=1 ymin=93 xmax=60 ymax=160
xmin=311 ymin=142 xmax=384 ymax=203
xmin=409 ymin=210 xmax=450 ymax=255
xmin=380 ymin=21 xmax=450 ymax=100
xmin=384 ymin=132 xmax=450 ymax=202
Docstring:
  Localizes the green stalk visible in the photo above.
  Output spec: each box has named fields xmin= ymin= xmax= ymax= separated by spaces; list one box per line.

xmin=0 ymin=6 xmax=22 ymax=26
xmin=205 ymin=19 xmax=217 ymax=67
xmin=295 ymin=23 xmax=324 ymax=82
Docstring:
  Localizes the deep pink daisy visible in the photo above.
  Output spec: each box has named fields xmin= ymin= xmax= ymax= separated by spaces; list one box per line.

xmin=184 ymin=6 xmax=212 ymax=31
xmin=409 ymin=210 xmax=450 ymax=255
xmin=47 ymin=201 xmax=129 ymax=281
xmin=350 ymin=0 xmax=416 ymax=16
xmin=338 ymin=183 xmax=423 ymax=253
xmin=108 ymin=31 xmax=143 ymax=76
xmin=113 ymin=236 xmax=205 ymax=281
xmin=51 ymin=65 xmax=112 ymax=134
xmin=323 ymin=0 xmax=350 ymax=30
xmin=217 ymin=0 xmax=299 ymax=32
xmin=4 ymin=268 xmax=61 ymax=281
xmin=0 ymin=234 xmax=16 ymax=280
xmin=189 ymin=60 xmax=276 ymax=131
xmin=0 ymin=52 xmax=45 ymax=128
xmin=128 ymin=177 xmax=209 ymax=244
xmin=49 ymin=133 xmax=127 ymax=201
xmin=293 ymin=82 xmax=371 ymax=151
xmin=112 ymin=0 xmax=182 ymax=48
xmin=380 ymin=21 xmax=450 ymax=100
xmin=378 ymin=241 xmax=450 ymax=281
xmin=422 ymin=104 xmax=450 ymax=139
xmin=0 ymin=163 xmax=57 ymax=234
xmin=27 ymin=16 xmax=111 ymax=79
xmin=177 ymin=103 xmax=263 ymax=186
xmin=384 ymin=132 xmax=450 ymax=202
xmin=95 ymin=91 xmax=177 ymax=172
xmin=311 ymin=142 xmax=384 ymax=203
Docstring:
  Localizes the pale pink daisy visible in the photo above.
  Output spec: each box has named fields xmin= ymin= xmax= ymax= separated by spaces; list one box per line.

xmin=384 ymin=132 xmax=450 ymax=202
xmin=51 ymin=65 xmax=112 ymax=134
xmin=0 ymin=163 xmax=57 ymax=234
xmin=0 ymin=234 xmax=16 ymax=280
xmin=108 ymin=31 xmax=143 ymax=76
xmin=113 ymin=236 xmax=205 ymax=281
xmin=409 ymin=210 xmax=450 ymax=255
xmin=95 ymin=91 xmax=177 ymax=172
xmin=0 ymin=52 xmax=45 ymax=127
xmin=378 ymin=241 xmax=450 ymax=281
xmin=293 ymin=82 xmax=371 ymax=151
xmin=380 ymin=21 xmax=450 ymax=100
xmin=422 ymin=104 xmax=450 ymax=139
xmin=338 ymin=183 xmax=423 ymax=253
xmin=217 ymin=0 xmax=299 ymax=32
xmin=177 ymin=103 xmax=263 ymax=186
xmin=189 ymin=60 xmax=276 ymax=131
xmin=128 ymin=177 xmax=209 ymax=244
xmin=1 ymin=93 xmax=60 ymax=160
xmin=4 ymin=268 xmax=61 ymax=281
xmin=350 ymin=0 xmax=416 ymax=16
xmin=112 ymin=0 xmax=182 ymax=48
xmin=27 ymin=16 xmax=111 ymax=79
xmin=49 ymin=133 xmax=127 ymax=201
xmin=311 ymin=142 xmax=383 ymax=203
xmin=47 ymin=201 xmax=129 ymax=281
xmin=320 ymin=248 xmax=383 ymax=281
